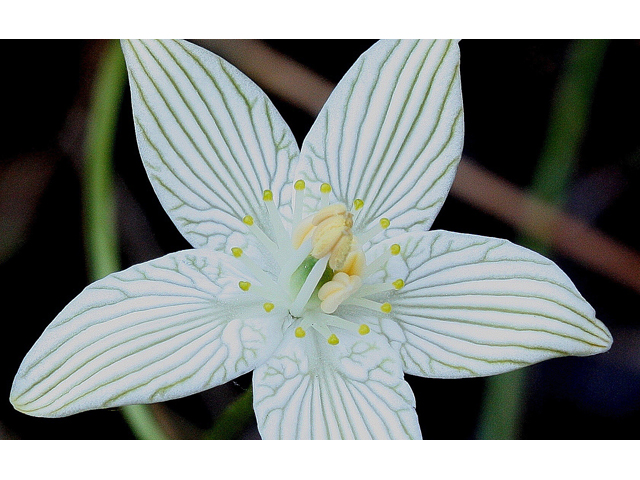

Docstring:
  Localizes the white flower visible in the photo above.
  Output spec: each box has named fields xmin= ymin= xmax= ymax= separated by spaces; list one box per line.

xmin=10 ymin=40 xmax=612 ymax=439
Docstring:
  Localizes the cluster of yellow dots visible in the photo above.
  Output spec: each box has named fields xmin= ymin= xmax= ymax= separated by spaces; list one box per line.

xmin=235 ymin=182 xmax=406 ymax=347
xmin=294 ymin=324 xmax=371 ymax=345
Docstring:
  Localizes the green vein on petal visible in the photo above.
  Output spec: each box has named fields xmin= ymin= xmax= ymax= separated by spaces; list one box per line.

xmin=10 ymin=250 xmax=285 ymax=418
xmin=363 ymin=231 xmax=612 ymax=379
xmin=297 ymin=40 xmax=464 ymax=237
xmin=121 ymin=40 xmax=300 ymax=252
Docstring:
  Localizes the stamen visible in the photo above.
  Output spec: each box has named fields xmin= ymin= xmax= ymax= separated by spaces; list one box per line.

xmin=295 ymin=326 xmax=306 ymax=338
xmin=338 ymin=247 xmax=365 ymax=277
xmin=289 ymin=256 xmax=329 ymax=317
xmin=238 ymin=281 xmax=251 ymax=291
xmin=311 ymin=217 xmax=349 ymax=249
xmin=320 ymin=183 xmax=331 ymax=208
xmin=263 ymin=189 xmax=289 ymax=251
xmin=263 ymin=302 xmax=275 ymax=312
xmin=358 ymin=217 xmax=390 ymax=245
xmin=317 ymin=272 xmax=362 ymax=314
xmin=312 ymin=203 xmax=347 ymax=225
xmin=364 ymin=244 xmax=401 ymax=276
xmin=310 ymin=204 xmax=353 ymax=270
xmin=358 ymin=324 xmax=370 ymax=335
xmin=291 ymin=214 xmax=315 ymax=249
xmin=327 ymin=334 xmax=339 ymax=346
xmin=293 ymin=180 xmax=306 ymax=227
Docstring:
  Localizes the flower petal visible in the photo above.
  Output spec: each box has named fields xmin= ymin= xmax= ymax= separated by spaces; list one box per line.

xmin=296 ymin=40 xmax=463 ymax=236
xmin=364 ymin=231 xmax=612 ymax=378
xmin=121 ymin=40 xmax=299 ymax=251
xmin=11 ymin=250 xmax=287 ymax=417
xmin=253 ymin=329 xmax=421 ymax=439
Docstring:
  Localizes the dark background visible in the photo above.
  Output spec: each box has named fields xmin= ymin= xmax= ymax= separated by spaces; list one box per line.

xmin=1 ymin=40 xmax=638 ymax=439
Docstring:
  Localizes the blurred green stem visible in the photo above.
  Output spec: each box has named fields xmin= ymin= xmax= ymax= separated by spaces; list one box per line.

xmin=477 ymin=40 xmax=609 ymax=439
xmin=84 ymin=40 xmax=167 ymax=440
xmin=204 ymin=387 xmax=255 ymax=440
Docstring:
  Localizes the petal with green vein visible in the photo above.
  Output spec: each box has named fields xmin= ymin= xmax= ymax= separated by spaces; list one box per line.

xmin=296 ymin=39 xmax=463 ymax=239
xmin=121 ymin=40 xmax=300 ymax=251
xmin=253 ymin=329 xmax=421 ymax=439
xmin=363 ymin=231 xmax=612 ymax=378
xmin=11 ymin=249 xmax=286 ymax=417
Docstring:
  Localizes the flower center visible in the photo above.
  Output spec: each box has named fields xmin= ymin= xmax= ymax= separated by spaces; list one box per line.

xmin=231 ymin=180 xmax=405 ymax=346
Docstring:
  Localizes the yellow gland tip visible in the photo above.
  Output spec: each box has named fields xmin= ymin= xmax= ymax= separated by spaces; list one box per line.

xmin=231 ymin=247 xmax=243 ymax=258
xmin=320 ymin=183 xmax=332 ymax=194
xmin=263 ymin=302 xmax=274 ymax=312
xmin=379 ymin=218 xmax=390 ymax=229
xmin=392 ymin=279 xmax=405 ymax=290
xmin=263 ymin=190 xmax=273 ymax=201
xmin=294 ymin=179 xmax=306 ymax=190
xmin=353 ymin=198 xmax=364 ymax=210
xmin=358 ymin=324 xmax=370 ymax=335
xmin=381 ymin=302 xmax=392 ymax=313
xmin=238 ymin=281 xmax=251 ymax=291
xmin=390 ymin=244 xmax=401 ymax=255
xmin=242 ymin=215 xmax=254 ymax=226
xmin=295 ymin=327 xmax=306 ymax=338
xmin=327 ymin=333 xmax=340 ymax=345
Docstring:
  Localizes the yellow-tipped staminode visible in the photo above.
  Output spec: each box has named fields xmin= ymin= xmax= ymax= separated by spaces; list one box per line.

xmin=239 ymin=281 xmax=251 ymax=291
xmin=358 ymin=324 xmax=370 ymax=335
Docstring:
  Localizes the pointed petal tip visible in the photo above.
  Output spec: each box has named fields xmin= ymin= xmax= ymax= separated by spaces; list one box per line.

xmin=592 ymin=318 xmax=614 ymax=354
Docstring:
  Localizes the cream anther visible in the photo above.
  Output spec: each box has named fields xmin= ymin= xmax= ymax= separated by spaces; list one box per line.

xmin=318 ymin=272 xmax=362 ymax=314
xmin=338 ymin=246 xmax=365 ymax=277
xmin=309 ymin=204 xmax=354 ymax=270
xmin=291 ymin=214 xmax=315 ymax=249
xmin=312 ymin=204 xmax=347 ymax=226
xmin=328 ymin=235 xmax=352 ymax=271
